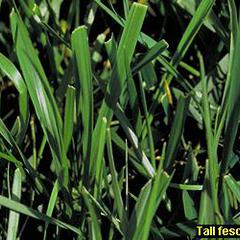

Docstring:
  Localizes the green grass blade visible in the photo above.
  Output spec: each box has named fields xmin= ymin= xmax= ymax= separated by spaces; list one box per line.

xmin=63 ymin=85 xmax=76 ymax=152
xmin=198 ymin=160 xmax=215 ymax=224
xmin=43 ymin=179 xmax=60 ymax=240
xmin=71 ymin=25 xmax=93 ymax=178
xmin=132 ymin=40 xmax=168 ymax=73
xmin=123 ymin=0 xmax=129 ymax=18
xmin=164 ymin=95 xmax=190 ymax=171
xmin=82 ymin=187 xmax=122 ymax=235
xmin=172 ymin=0 xmax=216 ymax=66
xmin=0 ymin=152 xmax=22 ymax=168
xmin=93 ymin=117 xmax=107 ymax=199
xmin=128 ymin=180 xmax=152 ymax=239
xmin=139 ymin=73 xmax=156 ymax=168
xmin=106 ymin=129 xmax=127 ymax=232
xmin=7 ymin=169 xmax=22 ymax=240
xmin=182 ymin=190 xmax=197 ymax=220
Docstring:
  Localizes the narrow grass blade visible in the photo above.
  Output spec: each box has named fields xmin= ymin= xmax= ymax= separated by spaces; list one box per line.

xmin=63 ymin=85 xmax=76 ymax=153
xmin=123 ymin=0 xmax=129 ymax=18
xmin=170 ymin=183 xmax=202 ymax=191
xmin=139 ymin=73 xmax=155 ymax=168
xmin=93 ymin=117 xmax=107 ymax=199
xmin=43 ymin=179 xmax=60 ymax=240
xmin=7 ymin=168 xmax=22 ymax=240
xmin=132 ymin=40 xmax=168 ymax=73
xmin=124 ymin=51 xmax=142 ymax=136
xmin=172 ymin=0 xmax=216 ymax=67
xmin=106 ymin=129 xmax=127 ymax=232
xmin=128 ymin=180 xmax=152 ymax=239
xmin=164 ymin=95 xmax=190 ymax=171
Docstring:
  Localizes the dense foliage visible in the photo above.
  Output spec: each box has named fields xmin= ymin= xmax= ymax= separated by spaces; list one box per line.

xmin=0 ymin=0 xmax=240 ymax=239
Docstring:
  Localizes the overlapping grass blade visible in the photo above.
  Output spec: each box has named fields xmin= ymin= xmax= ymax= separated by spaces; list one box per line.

xmin=91 ymin=3 xmax=152 ymax=175
xmin=224 ymin=174 xmax=240 ymax=203
xmin=0 ymin=195 xmax=82 ymax=235
xmin=131 ymin=170 xmax=172 ymax=240
xmin=0 ymin=119 xmax=44 ymax=193
xmin=106 ymin=129 xmax=127 ymax=233
xmin=82 ymin=189 xmax=102 ymax=240
xmin=114 ymin=104 xmax=155 ymax=177
xmin=10 ymin=11 xmax=69 ymax=186
xmin=198 ymin=160 xmax=215 ymax=224
xmin=199 ymin=51 xmax=222 ymax=223
xmin=221 ymin=0 xmax=240 ymax=174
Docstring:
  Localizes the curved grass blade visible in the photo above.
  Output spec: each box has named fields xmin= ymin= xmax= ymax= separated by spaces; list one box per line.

xmin=0 ymin=53 xmax=29 ymax=144
xmin=0 ymin=195 xmax=82 ymax=236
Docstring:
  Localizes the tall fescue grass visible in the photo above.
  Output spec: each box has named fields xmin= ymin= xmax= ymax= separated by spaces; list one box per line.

xmin=0 ymin=0 xmax=240 ymax=239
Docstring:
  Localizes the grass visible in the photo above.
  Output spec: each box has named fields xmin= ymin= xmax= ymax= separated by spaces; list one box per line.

xmin=0 ymin=0 xmax=240 ymax=239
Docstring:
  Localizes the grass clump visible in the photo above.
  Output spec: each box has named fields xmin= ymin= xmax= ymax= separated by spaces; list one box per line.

xmin=0 ymin=0 xmax=240 ymax=239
